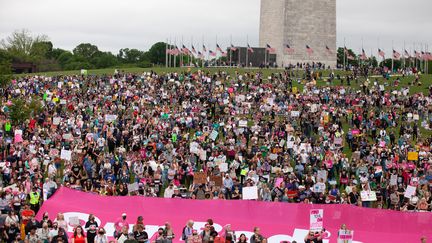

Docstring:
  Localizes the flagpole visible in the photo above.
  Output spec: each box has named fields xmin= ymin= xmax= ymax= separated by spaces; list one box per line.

xmin=230 ymin=35 xmax=232 ymax=68
xmin=216 ymin=35 xmax=218 ymax=67
xmin=391 ymin=41 xmax=394 ymax=73
xmin=343 ymin=38 xmax=346 ymax=70
xmin=174 ymin=38 xmax=177 ymax=68
xmin=168 ymin=37 xmax=170 ymax=68
xmin=246 ymin=35 xmax=249 ymax=68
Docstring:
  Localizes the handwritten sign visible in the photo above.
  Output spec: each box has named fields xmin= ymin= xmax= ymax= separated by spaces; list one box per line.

xmin=193 ymin=172 xmax=207 ymax=184
xmin=242 ymin=186 xmax=258 ymax=200
xmin=338 ymin=230 xmax=354 ymax=242
xmin=210 ymin=175 xmax=223 ymax=187
xmin=60 ymin=149 xmax=72 ymax=161
xmin=360 ymin=191 xmax=377 ymax=201
xmin=310 ymin=209 xmax=324 ymax=232
xmin=127 ymin=182 xmax=139 ymax=192
xmin=390 ymin=174 xmax=398 ymax=186
xmin=404 ymin=185 xmax=416 ymax=198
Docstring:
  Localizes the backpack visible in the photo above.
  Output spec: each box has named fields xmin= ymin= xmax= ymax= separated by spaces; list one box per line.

xmin=181 ymin=226 xmax=188 ymax=241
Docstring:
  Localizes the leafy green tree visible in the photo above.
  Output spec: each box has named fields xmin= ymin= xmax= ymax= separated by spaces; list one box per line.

xmin=147 ymin=42 xmax=167 ymax=65
xmin=0 ymin=60 xmax=12 ymax=89
xmin=0 ymin=29 xmax=49 ymax=61
xmin=381 ymin=59 xmax=402 ymax=71
xmin=73 ymin=43 xmax=100 ymax=60
xmin=9 ymin=98 xmax=30 ymax=125
xmin=117 ymin=48 xmax=145 ymax=63
xmin=92 ymin=52 xmax=119 ymax=68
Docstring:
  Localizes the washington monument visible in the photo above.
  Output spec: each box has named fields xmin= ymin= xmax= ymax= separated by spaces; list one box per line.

xmin=259 ymin=0 xmax=337 ymax=68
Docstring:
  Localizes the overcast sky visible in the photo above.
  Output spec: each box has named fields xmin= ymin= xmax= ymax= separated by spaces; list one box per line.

xmin=0 ymin=0 xmax=431 ymax=55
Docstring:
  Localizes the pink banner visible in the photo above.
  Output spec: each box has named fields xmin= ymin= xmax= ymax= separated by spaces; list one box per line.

xmin=37 ymin=187 xmax=432 ymax=243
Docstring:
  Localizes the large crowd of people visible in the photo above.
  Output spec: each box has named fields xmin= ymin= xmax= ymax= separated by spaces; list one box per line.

xmin=0 ymin=66 xmax=431 ymax=242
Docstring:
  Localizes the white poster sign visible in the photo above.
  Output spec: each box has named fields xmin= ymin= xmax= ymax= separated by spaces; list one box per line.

xmin=310 ymin=209 xmax=324 ymax=231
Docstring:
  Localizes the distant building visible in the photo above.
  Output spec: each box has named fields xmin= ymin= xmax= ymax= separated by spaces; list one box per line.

xmin=11 ymin=62 xmax=37 ymax=73
xmin=229 ymin=47 xmax=277 ymax=67
xmin=259 ymin=0 xmax=337 ymax=68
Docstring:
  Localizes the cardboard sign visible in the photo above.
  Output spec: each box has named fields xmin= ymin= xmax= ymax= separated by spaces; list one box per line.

xmin=193 ymin=172 xmax=207 ymax=184
xmin=127 ymin=183 xmax=139 ymax=192
xmin=360 ymin=191 xmax=377 ymax=201
xmin=242 ymin=186 xmax=258 ymax=200
xmin=210 ymin=175 xmax=223 ymax=187
xmin=407 ymin=152 xmax=419 ymax=161
xmin=60 ymin=149 xmax=72 ymax=161
xmin=310 ymin=209 xmax=324 ymax=231
xmin=404 ymin=185 xmax=416 ymax=198
xmin=338 ymin=230 xmax=354 ymax=242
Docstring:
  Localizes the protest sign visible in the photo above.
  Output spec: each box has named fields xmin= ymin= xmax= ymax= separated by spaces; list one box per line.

xmin=127 ymin=183 xmax=139 ymax=192
xmin=60 ymin=149 xmax=72 ymax=161
xmin=210 ymin=175 xmax=223 ymax=187
xmin=317 ymin=170 xmax=328 ymax=182
xmin=407 ymin=152 xmax=419 ymax=161
xmin=210 ymin=130 xmax=219 ymax=141
xmin=338 ymin=230 xmax=354 ymax=242
xmin=193 ymin=172 xmax=207 ymax=184
xmin=219 ymin=163 xmax=228 ymax=173
xmin=310 ymin=209 xmax=324 ymax=231
xmin=104 ymin=114 xmax=118 ymax=123
xmin=404 ymin=185 xmax=416 ymax=198
xmin=360 ymin=191 xmax=377 ymax=201
xmin=53 ymin=117 xmax=61 ymax=125
xmin=239 ymin=120 xmax=248 ymax=127
xmin=242 ymin=186 xmax=258 ymax=200
xmin=390 ymin=174 xmax=398 ymax=186
xmin=69 ymin=216 xmax=80 ymax=227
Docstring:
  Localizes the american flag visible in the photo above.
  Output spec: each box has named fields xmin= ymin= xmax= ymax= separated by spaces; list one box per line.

xmin=420 ymin=52 xmax=431 ymax=61
xmin=171 ymin=46 xmax=180 ymax=56
xmin=325 ymin=45 xmax=333 ymax=55
xmin=266 ymin=44 xmax=276 ymax=54
xmin=230 ymin=44 xmax=237 ymax=51
xmin=209 ymin=50 xmax=216 ymax=57
xmin=221 ymin=51 xmax=227 ymax=57
xmin=360 ymin=48 xmax=367 ymax=60
xmin=247 ymin=44 xmax=254 ymax=53
xmin=182 ymin=45 xmax=190 ymax=55
xmin=197 ymin=51 xmax=204 ymax=59
xmin=404 ymin=50 xmax=411 ymax=58
xmin=414 ymin=50 xmax=421 ymax=59
xmin=285 ymin=44 xmax=294 ymax=54
xmin=347 ymin=54 xmax=355 ymax=60
xmin=344 ymin=46 xmax=349 ymax=54
xmin=393 ymin=50 xmax=401 ymax=60
xmin=378 ymin=49 xmax=385 ymax=58
xmin=216 ymin=44 xmax=223 ymax=53
xmin=191 ymin=45 xmax=197 ymax=54
xmin=306 ymin=45 xmax=314 ymax=55
xmin=202 ymin=45 xmax=207 ymax=52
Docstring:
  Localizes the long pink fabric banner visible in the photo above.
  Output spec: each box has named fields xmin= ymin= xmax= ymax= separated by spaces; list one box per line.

xmin=37 ymin=187 xmax=431 ymax=243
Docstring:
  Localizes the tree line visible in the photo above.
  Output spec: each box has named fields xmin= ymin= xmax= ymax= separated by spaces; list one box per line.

xmin=0 ymin=29 xmax=167 ymax=73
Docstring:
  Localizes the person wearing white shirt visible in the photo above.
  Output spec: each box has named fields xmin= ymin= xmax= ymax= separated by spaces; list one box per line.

xmin=164 ymin=184 xmax=176 ymax=198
